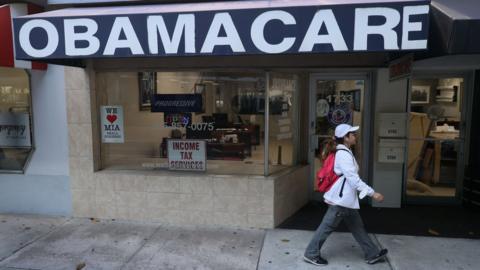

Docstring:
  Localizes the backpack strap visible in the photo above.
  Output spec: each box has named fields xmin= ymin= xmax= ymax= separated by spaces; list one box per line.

xmin=335 ymin=148 xmax=354 ymax=198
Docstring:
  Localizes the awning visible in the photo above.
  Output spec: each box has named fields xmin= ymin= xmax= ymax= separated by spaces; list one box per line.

xmin=12 ymin=0 xmax=430 ymax=62
xmin=429 ymin=0 xmax=480 ymax=54
xmin=0 ymin=4 xmax=47 ymax=70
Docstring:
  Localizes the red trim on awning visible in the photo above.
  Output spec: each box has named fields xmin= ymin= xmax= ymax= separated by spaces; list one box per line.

xmin=27 ymin=3 xmax=43 ymax=14
xmin=0 ymin=5 xmax=14 ymax=68
xmin=0 ymin=4 xmax=47 ymax=70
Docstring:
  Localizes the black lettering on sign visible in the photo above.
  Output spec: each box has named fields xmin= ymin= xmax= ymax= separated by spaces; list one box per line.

xmin=105 ymin=107 xmax=118 ymax=114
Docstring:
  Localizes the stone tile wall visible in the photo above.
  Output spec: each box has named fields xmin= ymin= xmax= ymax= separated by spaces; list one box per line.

xmin=273 ymin=166 xmax=310 ymax=226
xmin=71 ymin=169 xmax=276 ymax=228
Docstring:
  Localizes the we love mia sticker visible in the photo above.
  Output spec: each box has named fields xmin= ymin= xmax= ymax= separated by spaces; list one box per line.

xmin=101 ymin=106 xmax=124 ymax=143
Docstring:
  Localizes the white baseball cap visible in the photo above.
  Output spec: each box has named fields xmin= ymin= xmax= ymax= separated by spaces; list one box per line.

xmin=335 ymin=124 xmax=359 ymax=138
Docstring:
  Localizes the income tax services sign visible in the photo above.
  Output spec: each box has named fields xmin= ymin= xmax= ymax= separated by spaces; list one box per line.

xmin=13 ymin=1 xmax=429 ymax=60
xmin=168 ymin=139 xmax=206 ymax=171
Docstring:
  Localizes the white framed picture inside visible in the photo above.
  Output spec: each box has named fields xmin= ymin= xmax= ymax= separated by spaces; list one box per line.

xmin=411 ymin=85 xmax=430 ymax=104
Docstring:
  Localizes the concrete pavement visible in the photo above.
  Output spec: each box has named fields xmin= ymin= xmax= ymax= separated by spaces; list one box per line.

xmin=258 ymin=229 xmax=390 ymax=270
xmin=0 ymin=214 xmax=478 ymax=270
xmin=260 ymin=229 xmax=480 ymax=270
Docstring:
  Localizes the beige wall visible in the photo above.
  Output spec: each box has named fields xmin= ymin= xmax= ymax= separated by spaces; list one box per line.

xmin=274 ymin=166 xmax=310 ymax=226
xmin=372 ymin=69 xmax=408 ymax=208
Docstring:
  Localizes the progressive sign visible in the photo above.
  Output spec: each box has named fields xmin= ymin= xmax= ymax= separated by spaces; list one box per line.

xmin=13 ymin=1 xmax=430 ymax=60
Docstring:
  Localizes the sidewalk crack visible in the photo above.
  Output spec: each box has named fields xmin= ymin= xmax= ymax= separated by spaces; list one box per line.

xmin=255 ymin=229 xmax=267 ymax=270
xmin=372 ymin=234 xmax=395 ymax=270
xmin=119 ymin=224 xmax=163 ymax=270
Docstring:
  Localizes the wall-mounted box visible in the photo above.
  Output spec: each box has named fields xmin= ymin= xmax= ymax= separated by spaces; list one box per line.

xmin=378 ymin=139 xmax=406 ymax=163
xmin=378 ymin=113 xmax=407 ymax=137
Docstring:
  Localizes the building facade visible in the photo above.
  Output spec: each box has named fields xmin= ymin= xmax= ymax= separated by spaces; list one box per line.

xmin=1 ymin=0 xmax=479 ymax=228
xmin=0 ymin=1 xmax=71 ymax=216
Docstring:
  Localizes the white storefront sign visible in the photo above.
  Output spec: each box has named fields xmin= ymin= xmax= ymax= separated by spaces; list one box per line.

xmin=100 ymin=105 xmax=124 ymax=143
xmin=0 ymin=112 xmax=31 ymax=147
xmin=167 ymin=139 xmax=206 ymax=171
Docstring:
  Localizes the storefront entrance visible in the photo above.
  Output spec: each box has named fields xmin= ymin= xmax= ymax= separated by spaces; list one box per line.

xmin=308 ymin=74 xmax=372 ymax=201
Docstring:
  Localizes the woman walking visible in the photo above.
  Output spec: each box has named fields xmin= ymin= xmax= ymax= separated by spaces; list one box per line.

xmin=303 ymin=124 xmax=388 ymax=266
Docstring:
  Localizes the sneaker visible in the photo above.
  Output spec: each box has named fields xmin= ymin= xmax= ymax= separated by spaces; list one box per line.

xmin=303 ymin=255 xmax=328 ymax=266
xmin=366 ymin=249 xmax=388 ymax=264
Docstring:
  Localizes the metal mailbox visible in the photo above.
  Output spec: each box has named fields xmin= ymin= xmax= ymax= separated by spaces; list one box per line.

xmin=378 ymin=139 xmax=406 ymax=163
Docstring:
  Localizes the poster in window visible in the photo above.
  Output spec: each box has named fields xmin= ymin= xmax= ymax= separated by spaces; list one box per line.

xmin=100 ymin=106 xmax=124 ymax=143
xmin=138 ymin=72 xmax=157 ymax=111
xmin=0 ymin=112 xmax=31 ymax=147
xmin=327 ymin=103 xmax=352 ymax=126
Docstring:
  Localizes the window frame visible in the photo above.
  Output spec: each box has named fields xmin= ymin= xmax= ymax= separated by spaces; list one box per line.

xmin=93 ymin=69 xmax=301 ymax=176
xmin=403 ymin=70 xmax=473 ymax=205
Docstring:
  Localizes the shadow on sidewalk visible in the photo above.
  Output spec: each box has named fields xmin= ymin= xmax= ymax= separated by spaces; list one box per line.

xmin=278 ymin=201 xmax=480 ymax=239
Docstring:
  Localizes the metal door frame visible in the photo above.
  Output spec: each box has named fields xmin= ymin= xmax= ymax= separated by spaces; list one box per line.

xmin=308 ymin=72 xmax=373 ymax=201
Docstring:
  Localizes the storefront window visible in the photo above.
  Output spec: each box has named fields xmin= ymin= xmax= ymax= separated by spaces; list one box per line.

xmin=268 ymin=73 xmax=301 ymax=174
xmin=407 ymin=77 xmax=464 ymax=198
xmin=96 ymin=71 xmax=269 ymax=175
xmin=0 ymin=67 xmax=33 ymax=172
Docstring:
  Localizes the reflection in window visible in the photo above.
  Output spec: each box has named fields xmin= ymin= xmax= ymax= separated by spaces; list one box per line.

xmin=268 ymin=73 xmax=302 ymax=174
xmin=0 ymin=67 xmax=32 ymax=172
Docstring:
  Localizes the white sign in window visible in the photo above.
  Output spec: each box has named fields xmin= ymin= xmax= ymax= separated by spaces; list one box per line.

xmin=100 ymin=105 xmax=124 ymax=143
xmin=0 ymin=112 xmax=31 ymax=147
xmin=168 ymin=139 xmax=206 ymax=171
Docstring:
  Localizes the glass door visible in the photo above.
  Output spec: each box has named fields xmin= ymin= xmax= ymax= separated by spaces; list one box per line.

xmin=406 ymin=77 xmax=466 ymax=202
xmin=309 ymin=75 xmax=369 ymax=200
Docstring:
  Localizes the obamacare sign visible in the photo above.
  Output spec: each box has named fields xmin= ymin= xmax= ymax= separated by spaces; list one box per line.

xmin=13 ymin=1 xmax=430 ymax=60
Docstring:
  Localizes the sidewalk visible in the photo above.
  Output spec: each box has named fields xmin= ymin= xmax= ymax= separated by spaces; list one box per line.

xmin=0 ymin=214 xmax=478 ymax=270
xmin=259 ymin=229 xmax=479 ymax=270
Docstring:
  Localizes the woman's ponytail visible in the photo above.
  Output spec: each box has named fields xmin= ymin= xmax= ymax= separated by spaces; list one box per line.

xmin=320 ymin=137 xmax=337 ymax=161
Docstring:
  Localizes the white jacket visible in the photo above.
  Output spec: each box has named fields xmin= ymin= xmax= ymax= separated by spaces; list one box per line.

xmin=323 ymin=144 xmax=374 ymax=209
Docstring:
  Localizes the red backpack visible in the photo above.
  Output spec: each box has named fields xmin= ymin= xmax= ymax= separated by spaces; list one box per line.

xmin=316 ymin=149 xmax=348 ymax=193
